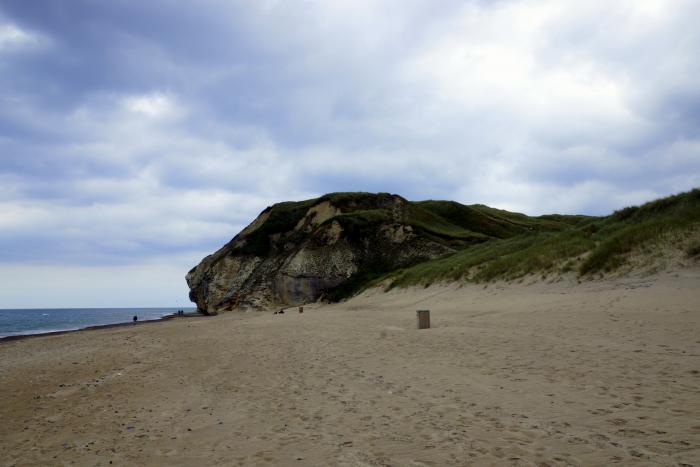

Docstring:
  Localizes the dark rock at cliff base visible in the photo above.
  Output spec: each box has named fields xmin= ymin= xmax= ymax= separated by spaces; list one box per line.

xmin=186 ymin=192 xmax=573 ymax=313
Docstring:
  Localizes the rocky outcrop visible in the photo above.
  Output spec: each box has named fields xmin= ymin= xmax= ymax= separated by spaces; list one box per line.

xmin=186 ymin=193 xmax=461 ymax=313
xmin=186 ymin=191 xmax=584 ymax=314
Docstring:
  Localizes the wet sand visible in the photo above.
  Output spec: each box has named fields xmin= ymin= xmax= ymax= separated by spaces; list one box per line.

xmin=1 ymin=271 xmax=699 ymax=466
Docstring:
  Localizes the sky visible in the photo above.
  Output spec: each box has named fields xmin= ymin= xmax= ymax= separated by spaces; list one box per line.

xmin=1 ymin=0 xmax=699 ymax=308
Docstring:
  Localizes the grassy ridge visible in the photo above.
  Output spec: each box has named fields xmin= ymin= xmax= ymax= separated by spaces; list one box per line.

xmin=222 ymin=189 xmax=699 ymax=296
xmin=233 ymin=192 xmax=575 ymax=256
xmin=385 ymin=189 xmax=700 ymax=289
xmin=580 ymin=189 xmax=700 ymax=274
xmin=415 ymin=201 xmax=583 ymax=238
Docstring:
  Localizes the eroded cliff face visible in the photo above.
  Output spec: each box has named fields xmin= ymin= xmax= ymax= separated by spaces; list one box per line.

xmin=186 ymin=193 xmax=455 ymax=313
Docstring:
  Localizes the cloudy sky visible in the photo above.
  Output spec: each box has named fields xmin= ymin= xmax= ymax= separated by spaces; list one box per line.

xmin=1 ymin=0 xmax=698 ymax=308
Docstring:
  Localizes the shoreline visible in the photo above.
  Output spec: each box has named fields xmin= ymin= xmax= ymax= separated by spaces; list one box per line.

xmin=0 ymin=312 xmax=204 ymax=343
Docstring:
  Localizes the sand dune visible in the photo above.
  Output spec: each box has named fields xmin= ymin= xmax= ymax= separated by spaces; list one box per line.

xmin=1 ymin=270 xmax=699 ymax=466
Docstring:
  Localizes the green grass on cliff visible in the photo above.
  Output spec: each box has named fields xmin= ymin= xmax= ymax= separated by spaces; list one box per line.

xmin=235 ymin=192 xmax=407 ymax=255
xmin=383 ymin=188 xmax=700 ymax=288
xmin=234 ymin=198 xmax=317 ymax=256
xmin=226 ymin=189 xmax=700 ymax=298
xmin=234 ymin=191 xmax=575 ymax=256
xmin=579 ymin=189 xmax=700 ymax=275
xmin=416 ymin=201 xmax=587 ymax=238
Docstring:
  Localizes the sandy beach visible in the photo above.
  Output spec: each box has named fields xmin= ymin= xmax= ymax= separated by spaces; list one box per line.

xmin=1 ymin=270 xmax=699 ymax=466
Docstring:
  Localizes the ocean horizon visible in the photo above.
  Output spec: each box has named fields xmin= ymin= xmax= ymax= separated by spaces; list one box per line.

xmin=0 ymin=307 xmax=195 ymax=339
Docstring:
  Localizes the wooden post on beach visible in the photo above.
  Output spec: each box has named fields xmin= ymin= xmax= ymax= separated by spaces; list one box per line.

xmin=299 ymin=306 xmax=304 ymax=313
xmin=416 ymin=309 xmax=430 ymax=329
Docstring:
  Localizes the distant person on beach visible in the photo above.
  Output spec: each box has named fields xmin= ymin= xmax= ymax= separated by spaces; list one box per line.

xmin=133 ymin=315 xmax=138 ymax=324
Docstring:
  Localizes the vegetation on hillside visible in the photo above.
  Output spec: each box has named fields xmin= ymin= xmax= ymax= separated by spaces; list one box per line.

xmin=233 ymin=191 xmax=576 ymax=257
xmin=216 ymin=188 xmax=700 ymax=300
xmin=383 ymin=189 xmax=700 ymax=289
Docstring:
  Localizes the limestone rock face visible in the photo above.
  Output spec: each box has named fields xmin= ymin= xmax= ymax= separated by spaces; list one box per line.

xmin=186 ymin=192 xmax=458 ymax=313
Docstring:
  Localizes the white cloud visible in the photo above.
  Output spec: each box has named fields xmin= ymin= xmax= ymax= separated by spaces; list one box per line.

xmin=122 ymin=92 xmax=182 ymax=119
xmin=0 ymin=23 xmax=34 ymax=50
xmin=403 ymin=1 xmax=642 ymax=133
xmin=0 ymin=19 xmax=50 ymax=54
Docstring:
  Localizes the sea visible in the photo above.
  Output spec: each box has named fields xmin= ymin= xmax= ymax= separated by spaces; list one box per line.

xmin=0 ymin=308 xmax=194 ymax=339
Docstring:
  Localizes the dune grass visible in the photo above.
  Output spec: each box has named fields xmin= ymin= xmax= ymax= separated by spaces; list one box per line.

xmin=687 ymin=240 xmax=700 ymax=258
xmin=386 ymin=229 xmax=596 ymax=288
xmin=383 ymin=189 xmax=700 ymax=289
xmin=580 ymin=188 xmax=700 ymax=274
